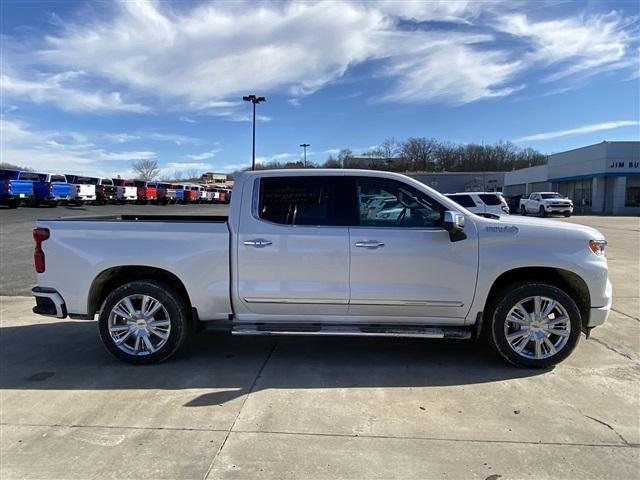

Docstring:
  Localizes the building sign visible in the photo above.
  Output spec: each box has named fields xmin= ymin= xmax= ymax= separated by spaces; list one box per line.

xmin=609 ymin=161 xmax=640 ymax=170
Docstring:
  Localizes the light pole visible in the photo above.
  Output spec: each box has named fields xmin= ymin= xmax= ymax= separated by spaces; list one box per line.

xmin=299 ymin=143 xmax=310 ymax=168
xmin=242 ymin=94 xmax=266 ymax=170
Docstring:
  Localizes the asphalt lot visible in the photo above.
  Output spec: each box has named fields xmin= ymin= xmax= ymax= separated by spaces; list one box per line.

xmin=0 ymin=210 xmax=639 ymax=479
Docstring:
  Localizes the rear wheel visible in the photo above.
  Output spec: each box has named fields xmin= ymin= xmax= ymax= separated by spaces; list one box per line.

xmin=486 ymin=282 xmax=581 ymax=368
xmin=7 ymin=199 xmax=21 ymax=209
xmin=74 ymin=200 xmax=85 ymax=207
xmin=98 ymin=281 xmax=190 ymax=364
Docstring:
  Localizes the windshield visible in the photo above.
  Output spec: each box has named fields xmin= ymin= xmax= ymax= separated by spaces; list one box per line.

xmin=541 ymin=193 xmax=563 ymax=199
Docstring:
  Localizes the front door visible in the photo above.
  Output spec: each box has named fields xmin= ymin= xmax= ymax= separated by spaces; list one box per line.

xmin=235 ymin=175 xmax=355 ymax=318
xmin=348 ymin=176 xmax=478 ymax=321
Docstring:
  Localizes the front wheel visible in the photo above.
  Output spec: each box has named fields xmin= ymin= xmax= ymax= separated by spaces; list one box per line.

xmin=564 ymin=212 xmax=571 ymax=217
xmin=486 ymin=282 xmax=582 ymax=368
xmin=539 ymin=206 xmax=547 ymax=217
xmin=520 ymin=205 xmax=527 ymax=216
xmin=98 ymin=280 xmax=190 ymax=364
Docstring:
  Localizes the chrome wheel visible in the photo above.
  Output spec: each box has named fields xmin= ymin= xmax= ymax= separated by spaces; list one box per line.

xmin=504 ymin=296 xmax=571 ymax=360
xmin=108 ymin=294 xmax=171 ymax=356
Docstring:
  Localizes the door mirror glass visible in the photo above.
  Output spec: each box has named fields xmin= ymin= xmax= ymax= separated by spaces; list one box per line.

xmin=443 ymin=211 xmax=466 ymax=242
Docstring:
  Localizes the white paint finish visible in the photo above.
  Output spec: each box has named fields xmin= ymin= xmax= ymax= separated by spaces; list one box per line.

xmin=34 ymin=168 xmax=612 ymax=333
xmin=348 ymin=225 xmax=478 ymax=319
xmin=36 ymin=219 xmax=232 ymax=319
xmin=235 ymin=219 xmax=350 ymax=315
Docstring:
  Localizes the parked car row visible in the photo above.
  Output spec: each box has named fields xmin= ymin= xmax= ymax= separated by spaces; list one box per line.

xmin=0 ymin=169 xmax=231 ymax=208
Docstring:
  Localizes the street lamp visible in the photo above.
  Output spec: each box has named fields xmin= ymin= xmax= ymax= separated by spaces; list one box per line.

xmin=242 ymin=94 xmax=266 ymax=170
xmin=299 ymin=143 xmax=310 ymax=168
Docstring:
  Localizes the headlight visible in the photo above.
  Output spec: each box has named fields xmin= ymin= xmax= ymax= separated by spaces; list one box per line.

xmin=589 ymin=239 xmax=607 ymax=256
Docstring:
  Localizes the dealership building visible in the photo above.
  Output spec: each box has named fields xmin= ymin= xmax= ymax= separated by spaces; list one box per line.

xmin=503 ymin=141 xmax=640 ymax=215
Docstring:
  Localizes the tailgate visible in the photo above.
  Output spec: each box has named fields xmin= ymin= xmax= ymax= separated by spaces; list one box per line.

xmin=10 ymin=180 xmax=34 ymax=195
xmin=52 ymin=183 xmax=72 ymax=196
xmin=78 ymin=184 xmax=95 ymax=196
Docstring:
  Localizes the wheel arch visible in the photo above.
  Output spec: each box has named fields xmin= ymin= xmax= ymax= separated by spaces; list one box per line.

xmin=484 ymin=267 xmax=591 ymax=330
xmin=88 ymin=265 xmax=193 ymax=318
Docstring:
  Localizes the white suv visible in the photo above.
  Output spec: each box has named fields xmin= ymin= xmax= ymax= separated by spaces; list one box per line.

xmin=446 ymin=192 xmax=509 ymax=217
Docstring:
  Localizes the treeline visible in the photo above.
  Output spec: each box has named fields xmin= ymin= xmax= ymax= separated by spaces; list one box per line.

xmin=252 ymin=138 xmax=547 ymax=172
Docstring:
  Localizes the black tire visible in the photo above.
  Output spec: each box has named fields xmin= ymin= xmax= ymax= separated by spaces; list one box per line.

xmin=539 ymin=206 xmax=547 ymax=217
xmin=7 ymin=199 xmax=21 ymax=209
xmin=98 ymin=280 xmax=190 ymax=365
xmin=520 ymin=205 xmax=527 ymax=216
xmin=564 ymin=212 xmax=571 ymax=217
xmin=486 ymin=282 xmax=582 ymax=368
xmin=74 ymin=200 xmax=85 ymax=207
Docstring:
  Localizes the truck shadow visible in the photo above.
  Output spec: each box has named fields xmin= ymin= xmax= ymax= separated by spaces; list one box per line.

xmin=0 ymin=321 xmax=545 ymax=406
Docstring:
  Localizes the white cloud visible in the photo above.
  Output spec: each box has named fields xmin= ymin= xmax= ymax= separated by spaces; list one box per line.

xmin=179 ymin=116 xmax=198 ymax=123
xmin=495 ymin=11 xmax=637 ymax=82
xmin=104 ymin=133 xmax=141 ymax=143
xmin=1 ymin=71 xmax=150 ymax=113
xmin=0 ymin=118 xmax=156 ymax=175
xmin=94 ymin=150 xmax=156 ymax=161
xmin=186 ymin=149 xmax=222 ymax=161
xmin=513 ymin=120 xmax=640 ymax=142
xmin=1 ymin=1 xmax=637 ymax=113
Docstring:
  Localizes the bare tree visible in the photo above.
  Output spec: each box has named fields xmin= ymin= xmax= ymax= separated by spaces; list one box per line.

xmin=338 ymin=148 xmax=353 ymax=168
xmin=173 ymin=170 xmax=183 ymax=181
xmin=401 ymin=137 xmax=437 ymax=171
xmin=132 ymin=159 xmax=160 ymax=181
xmin=322 ymin=155 xmax=342 ymax=168
xmin=184 ymin=169 xmax=200 ymax=180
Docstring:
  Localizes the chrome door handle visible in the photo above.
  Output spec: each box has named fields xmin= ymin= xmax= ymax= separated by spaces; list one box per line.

xmin=355 ymin=241 xmax=385 ymax=249
xmin=244 ymin=239 xmax=273 ymax=248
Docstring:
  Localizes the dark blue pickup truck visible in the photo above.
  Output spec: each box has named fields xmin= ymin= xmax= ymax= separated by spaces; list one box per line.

xmin=27 ymin=172 xmax=72 ymax=207
xmin=0 ymin=169 xmax=35 ymax=208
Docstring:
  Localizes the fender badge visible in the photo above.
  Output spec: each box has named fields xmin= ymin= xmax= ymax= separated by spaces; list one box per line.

xmin=485 ymin=225 xmax=519 ymax=235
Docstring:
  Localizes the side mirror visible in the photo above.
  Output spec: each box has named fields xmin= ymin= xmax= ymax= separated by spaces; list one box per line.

xmin=443 ymin=210 xmax=467 ymax=242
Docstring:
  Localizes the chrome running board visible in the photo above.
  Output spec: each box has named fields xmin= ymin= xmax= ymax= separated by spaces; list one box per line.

xmin=232 ymin=324 xmax=471 ymax=339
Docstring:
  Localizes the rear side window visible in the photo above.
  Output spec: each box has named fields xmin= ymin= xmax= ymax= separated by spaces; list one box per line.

xmin=0 ymin=170 xmax=19 ymax=180
xmin=18 ymin=172 xmax=40 ymax=181
xmin=50 ymin=175 xmax=67 ymax=183
xmin=478 ymin=194 xmax=502 ymax=205
xmin=259 ymin=176 xmax=356 ymax=226
xmin=448 ymin=194 xmax=476 ymax=208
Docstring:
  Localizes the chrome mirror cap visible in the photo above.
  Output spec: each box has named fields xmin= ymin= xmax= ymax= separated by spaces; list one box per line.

xmin=443 ymin=211 xmax=466 ymax=242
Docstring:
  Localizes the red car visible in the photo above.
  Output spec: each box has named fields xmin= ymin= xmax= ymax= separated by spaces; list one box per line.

xmin=133 ymin=180 xmax=157 ymax=204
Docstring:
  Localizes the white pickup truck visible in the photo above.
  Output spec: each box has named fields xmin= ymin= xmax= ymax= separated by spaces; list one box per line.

xmin=32 ymin=170 xmax=611 ymax=368
xmin=519 ymin=192 xmax=573 ymax=217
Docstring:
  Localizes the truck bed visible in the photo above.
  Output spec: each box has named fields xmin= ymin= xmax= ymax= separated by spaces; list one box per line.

xmin=40 ymin=214 xmax=229 ymax=223
xmin=36 ymin=215 xmax=232 ymax=320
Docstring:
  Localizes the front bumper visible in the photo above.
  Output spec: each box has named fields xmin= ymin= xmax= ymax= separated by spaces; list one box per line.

xmin=587 ymin=279 xmax=612 ymax=327
xmin=32 ymin=287 xmax=67 ymax=319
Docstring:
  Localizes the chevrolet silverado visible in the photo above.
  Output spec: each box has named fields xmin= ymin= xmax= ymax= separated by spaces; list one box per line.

xmin=32 ymin=170 xmax=611 ymax=367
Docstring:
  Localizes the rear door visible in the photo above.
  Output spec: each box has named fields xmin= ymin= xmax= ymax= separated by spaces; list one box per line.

xmin=236 ymin=175 xmax=355 ymax=316
xmin=348 ymin=176 xmax=478 ymax=321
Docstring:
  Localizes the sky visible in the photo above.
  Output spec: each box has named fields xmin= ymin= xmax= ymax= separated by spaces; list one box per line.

xmin=1 ymin=0 xmax=639 ymax=178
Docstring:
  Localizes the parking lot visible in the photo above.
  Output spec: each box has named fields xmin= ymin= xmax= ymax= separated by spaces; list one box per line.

xmin=1 ymin=210 xmax=638 ymax=479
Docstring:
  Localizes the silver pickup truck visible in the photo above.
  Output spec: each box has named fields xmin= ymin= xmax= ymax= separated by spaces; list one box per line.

xmin=32 ymin=170 xmax=611 ymax=368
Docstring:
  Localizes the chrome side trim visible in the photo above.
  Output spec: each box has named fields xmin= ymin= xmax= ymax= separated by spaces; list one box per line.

xmin=243 ymin=297 xmax=462 ymax=307
xmin=350 ymin=299 xmax=464 ymax=307
xmin=243 ymin=297 xmax=348 ymax=305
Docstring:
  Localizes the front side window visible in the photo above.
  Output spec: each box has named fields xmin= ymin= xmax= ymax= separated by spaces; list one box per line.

xmin=541 ymin=193 xmax=562 ymax=199
xmin=448 ymin=194 xmax=476 ymax=208
xmin=259 ymin=176 xmax=356 ymax=226
xmin=478 ymin=194 xmax=502 ymax=205
xmin=356 ymin=177 xmax=444 ymax=228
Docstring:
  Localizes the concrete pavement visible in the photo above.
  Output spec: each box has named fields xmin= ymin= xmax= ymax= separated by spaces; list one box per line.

xmin=1 ymin=216 xmax=638 ymax=479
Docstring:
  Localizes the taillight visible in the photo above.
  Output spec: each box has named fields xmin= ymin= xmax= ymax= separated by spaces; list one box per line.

xmin=33 ymin=228 xmax=50 ymax=273
xmin=49 ymin=183 xmax=53 ymax=194
xmin=76 ymin=185 xmax=81 ymax=193
xmin=5 ymin=180 xmax=11 ymax=192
